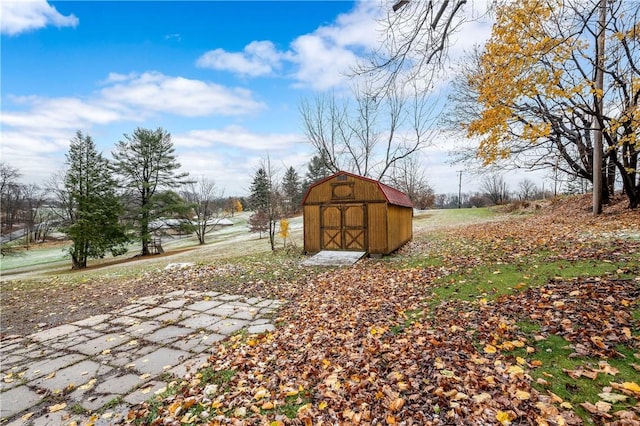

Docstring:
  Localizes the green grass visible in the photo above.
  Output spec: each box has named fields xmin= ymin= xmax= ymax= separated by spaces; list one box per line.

xmin=199 ymin=367 xmax=236 ymax=386
xmin=505 ymin=326 xmax=639 ymax=424
xmin=430 ymin=257 xmax=638 ymax=304
xmin=413 ymin=207 xmax=498 ymax=223
xmin=259 ymin=389 xmax=312 ymax=419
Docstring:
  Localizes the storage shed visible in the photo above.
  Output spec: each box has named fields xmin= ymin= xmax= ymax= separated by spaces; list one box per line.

xmin=302 ymin=171 xmax=413 ymax=255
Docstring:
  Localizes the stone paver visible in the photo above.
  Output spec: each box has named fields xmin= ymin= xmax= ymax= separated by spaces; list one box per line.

xmin=32 ymin=359 xmax=111 ymax=391
xmin=178 ymin=313 xmax=220 ymax=329
xmin=145 ymin=325 xmax=194 ymax=344
xmin=0 ymin=386 xmax=42 ymax=419
xmin=131 ymin=347 xmax=190 ymax=375
xmin=0 ymin=288 xmax=282 ymax=424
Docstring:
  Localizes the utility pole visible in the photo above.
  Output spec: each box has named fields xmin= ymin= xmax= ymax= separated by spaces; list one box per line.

xmin=593 ymin=0 xmax=606 ymax=215
xmin=457 ymin=170 xmax=463 ymax=208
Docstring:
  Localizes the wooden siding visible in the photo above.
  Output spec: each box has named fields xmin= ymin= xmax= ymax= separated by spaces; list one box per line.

xmin=304 ymin=174 xmax=387 ymax=205
xmin=387 ymin=205 xmax=413 ymax=252
xmin=303 ymin=205 xmax=321 ymax=253
xmin=367 ymin=203 xmax=387 ymax=254
xmin=303 ymin=172 xmax=413 ymax=255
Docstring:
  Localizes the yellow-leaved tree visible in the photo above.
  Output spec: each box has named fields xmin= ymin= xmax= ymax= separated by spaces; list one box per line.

xmin=453 ymin=0 xmax=639 ymax=207
xmin=278 ymin=218 xmax=289 ymax=248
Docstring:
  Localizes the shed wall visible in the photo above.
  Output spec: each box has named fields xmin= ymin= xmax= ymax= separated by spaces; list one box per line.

xmin=387 ymin=205 xmax=413 ymax=252
xmin=303 ymin=205 xmax=321 ymax=253
xmin=303 ymin=172 xmax=412 ymax=255
xmin=367 ymin=203 xmax=388 ymax=254
xmin=303 ymin=175 xmax=387 ymax=205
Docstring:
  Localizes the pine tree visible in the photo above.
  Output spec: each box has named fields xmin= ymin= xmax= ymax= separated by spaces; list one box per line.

xmin=63 ymin=131 xmax=129 ymax=269
xmin=249 ymin=168 xmax=270 ymax=211
xmin=112 ymin=127 xmax=190 ymax=255
xmin=304 ymin=154 xmax=332 ymax=188
xmin=249 ymin=161 xmax=282 ymax=251
xmin=282 ymin=166 xmax=302 ymax=216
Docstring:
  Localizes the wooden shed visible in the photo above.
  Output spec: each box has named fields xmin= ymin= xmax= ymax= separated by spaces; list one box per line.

xmin=302 ymin=171 xmax=413 ymax=255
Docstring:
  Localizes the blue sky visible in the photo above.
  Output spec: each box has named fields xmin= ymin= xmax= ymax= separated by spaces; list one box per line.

xmin=1 ymin=0 xmax=522 ymax=197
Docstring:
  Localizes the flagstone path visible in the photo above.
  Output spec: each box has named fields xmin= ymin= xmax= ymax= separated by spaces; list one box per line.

xmin=0 ymin=289 xmax=282 ymax=425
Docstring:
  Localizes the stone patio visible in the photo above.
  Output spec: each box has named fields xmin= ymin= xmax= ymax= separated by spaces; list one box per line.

xmin=0 ymin=290 xmax=282 ymax=425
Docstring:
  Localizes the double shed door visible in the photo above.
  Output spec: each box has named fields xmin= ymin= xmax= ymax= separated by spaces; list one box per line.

xmin=320 ymin=203 xmax=367 ymax=251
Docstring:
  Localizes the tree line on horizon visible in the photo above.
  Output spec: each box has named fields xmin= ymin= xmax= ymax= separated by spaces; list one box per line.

xmin=1 ymin=122 xmax=579 ymax=270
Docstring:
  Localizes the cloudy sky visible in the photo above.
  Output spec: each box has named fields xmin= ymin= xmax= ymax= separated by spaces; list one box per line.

xmin=0 ymin=0 xmax=527 ymax=197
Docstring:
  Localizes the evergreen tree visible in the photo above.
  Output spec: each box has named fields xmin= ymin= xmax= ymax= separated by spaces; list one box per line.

xmin=304 ymin=153 xmax=332 ymax=190
xmin=63 ymin=131 xmax=129 ymax=269
xmin=112 ymin=127 xmax=190 ymax=255
xmin=249 ymin=168 xmax=270 ymax=211
xmin=249 ymin=161 xmax=282 ymax=251
xmin=282 ymin=166 xmax=302 ymax=216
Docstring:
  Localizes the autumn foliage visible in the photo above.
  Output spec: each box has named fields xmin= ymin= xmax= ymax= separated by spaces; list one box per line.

xmin=124 ymin=196 xmax=639 ymax=425
xmin=462 ymin=0 xmax=640 ymax=207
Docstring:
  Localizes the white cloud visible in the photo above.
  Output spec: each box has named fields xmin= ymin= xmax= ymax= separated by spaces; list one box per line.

xmin=196 ymin=1 xmax=382 ymax=91
xmin=0 ymin=72 xmax=268 ymax=188
xmin=281 ymin=1 xmax=384 ymax=90
xmin=1 ymin=72 xmax=265 ymax=138
xmin=196 ymin=41 xmax=285 ymax=77
xmin=100 ymin=71 xmax=265 ymax=117
xmin=1 ymin=0 xmax=78 ymax=35
xmin=173 ymin=126 xmax=303 ymax=151
xmin=193 ymin=1 xmax=494 ymax=94
xmin=175 ymin=129 xmax=313 ymax=196
xmin=2 ymin=96 xmax=123 ymax=130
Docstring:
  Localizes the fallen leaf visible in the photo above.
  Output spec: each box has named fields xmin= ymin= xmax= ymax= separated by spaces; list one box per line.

xmin=49 ymin=403 xmax=67 ymax=413
xmin=473 ymin=393 xmax=491 ymax=403
xmin=484 ymin=344 xmax=497 ymax=354
xmin=598 ymin=392 xmax=627 ymax=403
xmin=622 ymin=382 xmax=640 ymax=394
xmin=496 ymin=410 xmax=511 ymax=425
xmin=254 ymin=387 xmax=269 ymax=400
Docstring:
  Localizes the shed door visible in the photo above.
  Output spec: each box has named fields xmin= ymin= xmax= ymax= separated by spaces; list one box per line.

xmin=320 ymin=204 xmax=367 ymax=251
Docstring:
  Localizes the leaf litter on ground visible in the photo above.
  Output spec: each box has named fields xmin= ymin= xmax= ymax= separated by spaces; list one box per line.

xmin=124 ymin=195 xmax=640 ymax=425
xmin=2 ymin=195 xmax=638 ymax=424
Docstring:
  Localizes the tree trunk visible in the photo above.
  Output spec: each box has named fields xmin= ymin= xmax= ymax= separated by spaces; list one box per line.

xmin=268 ymin=218 xmax=276 ymax=251
xmin=71 ymin=253 xmax=87 ymax=270
xmin=140 ymin=207 xmax=150 ymax=256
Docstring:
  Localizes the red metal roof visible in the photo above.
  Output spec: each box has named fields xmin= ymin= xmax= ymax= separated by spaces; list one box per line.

xmin=302 ymin=171 xmax=413 ymax=208
xmin=377 ymin=180 xmax=414 ymax=208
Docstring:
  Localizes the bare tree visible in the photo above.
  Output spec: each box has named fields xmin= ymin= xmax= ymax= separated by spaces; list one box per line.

xmin=47 ymin=171 xmax=74 ymax=224
xmin=0 ymin=162 xmax=20 ymax=196
xmin=388 ymin=156 xmax=435 ymax=209
xmin=181 ymin=177 xmax=227 ymax=245
xmin=356 ymin=0 xmax=473 ymax=97
xmin=481 ymin=175 xmax=510 ymax=205
xmin=20 ymin=184 xmax=44 ymax=248
xmin=300 ymin=81 xmax=436 ymax=181
xmin=517 ymin=179 xmax=538 ymax=201
xmin=1 ymin=162 xmax=22 ymax=234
